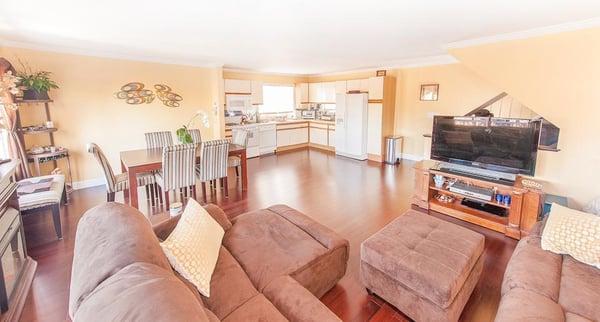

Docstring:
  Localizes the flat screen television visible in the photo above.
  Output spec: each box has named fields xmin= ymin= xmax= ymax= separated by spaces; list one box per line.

xmin=431 ymin=116 xmax=541 ymax=176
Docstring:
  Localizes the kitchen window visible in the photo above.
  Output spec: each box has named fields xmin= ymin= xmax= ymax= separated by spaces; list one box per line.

xmin=261 ymin=84 xmax=295 ymax=113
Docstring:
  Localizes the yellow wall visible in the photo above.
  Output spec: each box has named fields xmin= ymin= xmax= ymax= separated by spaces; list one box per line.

xmin=1 ymin=46 xmax=223 ymax=186
xmin=449 ymin=27 xmax=600 ymax=207
xmin=389 ymin=64 xmax=499 ymax=158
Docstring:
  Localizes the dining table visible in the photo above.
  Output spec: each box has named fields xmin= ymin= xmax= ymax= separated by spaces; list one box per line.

xmin=119 ymin=143 xmax=247 ymax=209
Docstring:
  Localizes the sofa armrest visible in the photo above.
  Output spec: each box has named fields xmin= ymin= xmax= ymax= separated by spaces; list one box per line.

xmin=262 ymin=275 xmax=341 ymax=322
xmin=267 ymin=205 xmax=349 ymax=250
xmin=153 ymin=203 xmax=232 ymax=240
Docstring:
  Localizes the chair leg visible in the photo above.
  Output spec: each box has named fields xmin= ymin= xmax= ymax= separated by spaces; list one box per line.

xmin=158 ymin=185 xmax=163 ymax=204
xmin=201 ymin=182 xmax=207 ymax=201
xmin=235 ymin=166 xmax=239 ymax=177
xmin=192 ymin=185 xmax=197 ymax=200
xmin=219 ymin=178 xmax=224 ymax=190
xmin=51 ymin=204 xmax=63 ymax=240
xmin=223 ymin=177 xmax=229 ymax=198
xmin=145 ymin=185 xmax=150 ymax=199
xmin=107 ymin=192 xmax=115 ymax=202
xmin=124 ymin=188 xmax=129 ymax=202
xmin=62 ymin=184 xmax=68 ymax=205
xmin=164 ymin=190 xmax=170 ymax=210
xmin=150 ymin=184 xmax=155 ymax=207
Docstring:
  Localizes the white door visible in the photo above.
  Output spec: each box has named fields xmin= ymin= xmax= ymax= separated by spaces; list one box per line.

xmin=335 ymin=81 xmax=347 ymax=94
xmin=251 ymin=81 xmax=263 ymax=105
xmin=277 ymin=130 xmax=290 ymax=147
xmin=310 ymin=128 xmax=328 ymax=145
xmin=367 ymin=103 xmax=383 ymax=155
xmin=368 ymin=77 xmax=384 ymax=100
xmin=308 ymin=83 xmax=319 ymax=102
xmin=335 ymin=94 xmax=347 ymax=152
xmin=345 ymin=94 xmax=368 ymax=158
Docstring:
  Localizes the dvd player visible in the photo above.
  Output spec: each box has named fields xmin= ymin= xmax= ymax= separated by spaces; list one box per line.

xmin=448 ymin=182 xmax=494 ymax=201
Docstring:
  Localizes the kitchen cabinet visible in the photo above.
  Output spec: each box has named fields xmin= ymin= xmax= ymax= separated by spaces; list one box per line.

xmin=297 ymin=83 xmax=309 ymax=104
xmin=322 ymin=82 xmax=336 ymax=102
xmin=346 ymin=79 xmax=361 ymax=92
xmin=259 ymin=124 xmax=276 ymax=155
xmin=368 ymin=77 xmax=384 ymax=100
xmin=224 ymin=79 xmax=252 ymax=94
xmin=367 ymin=103 xmax=383 ymax=156
xmin=335 ymin=81 xmax=347 ymax=94
xmin=309 ymin=127 xmax=328 ymax=146
xmin=290 ymin=128 xmax=309 ymax=145
xmin=251 ymin=81 xmax=263 ymax=105
xmin=360 ymin=79 xmax=370 ymax=92
xmin=328 ymin=129 xmax=335 ymax=147
xmin=276 ymin=123 xmax=309 ymax=147
xmin=308 ymin=83 xmax=319 ymax=103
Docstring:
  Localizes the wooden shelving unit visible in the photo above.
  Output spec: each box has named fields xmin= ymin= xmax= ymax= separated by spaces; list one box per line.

xmin=412 ymin=160 xmax=544 ymax=239
xmin=14 ymin=99 xmax=73 ymax=193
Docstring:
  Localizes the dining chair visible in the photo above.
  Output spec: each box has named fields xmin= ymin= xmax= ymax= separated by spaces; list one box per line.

xmin=196 ymin=139 xmax=230 ymax=200
xmin=188 ymin=128 xmax=202 ymax=144
xmin=155 ymin=143 xmax=197 ymax=209
xmin=229 ymin=129 xmax=248 ymax=177
xmin=18 ymin=174 xmax=67 ymax=239
xmin=145 ymin=131 xmax=173 ymax=148
xmin=87 ymin=143 xmax=157 ymax=203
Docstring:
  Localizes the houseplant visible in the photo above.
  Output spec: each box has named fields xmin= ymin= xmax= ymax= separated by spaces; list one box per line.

xmin=17 ymin=64 xmax=59 ymax=100
xmin=176 ymin=110 xmax=210 ymax=143
xmin=0 ymin=70 xmax=21 ymax=110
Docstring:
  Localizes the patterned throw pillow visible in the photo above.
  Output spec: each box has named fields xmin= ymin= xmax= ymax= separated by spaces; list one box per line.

xmin=161 ymin=199 xmax=224 ymax=297
xmin=541 ymin=203 xmax=600 ymax=269
xmin=584 ymin=196 xmax=600 ymax=215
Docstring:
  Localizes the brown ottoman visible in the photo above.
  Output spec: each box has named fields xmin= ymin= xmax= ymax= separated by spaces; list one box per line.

xmin=360 ymin=210 xmax=485 ymax=322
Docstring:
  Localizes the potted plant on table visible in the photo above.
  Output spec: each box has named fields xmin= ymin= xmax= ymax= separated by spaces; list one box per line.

xmin=176 ymin=110 xmax=210 ymax=143
xmin=17 ymin=64 xmax=59 ymax=101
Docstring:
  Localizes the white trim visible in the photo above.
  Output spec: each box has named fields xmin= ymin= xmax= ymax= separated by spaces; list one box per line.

xmin=72 ymin=177 xmax=105 ymax=190
xmin=0 ymin=38 xmax=224 ymax=68
xmin=401 ymin=153 xmax=425 ymax=162
xmin=223 ymin=67 xmax=306 ymax=78
xmin=446 ymin=17 xmax=600 ymax=49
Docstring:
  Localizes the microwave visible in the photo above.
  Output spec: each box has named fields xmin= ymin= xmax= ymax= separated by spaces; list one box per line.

xmin=226 ymin=94 xmax=252 ymax=112
xmin=301 ymin=110 xmax=316 ymax=119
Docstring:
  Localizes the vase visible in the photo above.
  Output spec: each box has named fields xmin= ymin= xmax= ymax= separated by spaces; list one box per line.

xmin=22 ymin=89 xmax=50 ymax=101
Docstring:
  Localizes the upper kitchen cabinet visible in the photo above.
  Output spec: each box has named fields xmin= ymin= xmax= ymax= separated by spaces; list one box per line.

xmin=308 ymin=83 xmax=320 ymax=102
xmin=297 ymin=83 xmax=309 ymax=103
xmin=335 ymin=81 xmax=347 ymax=94
xmin=251 ymin=81 xmax=263 ymax=105
xmin=346 ymin=79 xmax=368 ymax=92
xmin=224 ymin=79 xmax=252 ymax=94
xmin=322 ymin=82 xmax=336 ymax=102
xmin=368 ymin=77 xmax=384 ymax=100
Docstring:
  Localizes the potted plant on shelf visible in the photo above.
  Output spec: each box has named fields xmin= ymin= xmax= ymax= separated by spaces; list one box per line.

xmin=17 ymin=63 xmax=59 ymax=101
xmin=176 ymin=110 xmax=210 ymax=143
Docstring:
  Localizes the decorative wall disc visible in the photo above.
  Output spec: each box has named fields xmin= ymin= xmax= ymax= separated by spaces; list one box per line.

xmin=115 ymin=82 xmax=182 ymax=107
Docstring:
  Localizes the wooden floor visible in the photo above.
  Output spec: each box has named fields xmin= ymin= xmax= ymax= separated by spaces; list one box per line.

xmin=19 ymin=148 xmax=517 ymax=322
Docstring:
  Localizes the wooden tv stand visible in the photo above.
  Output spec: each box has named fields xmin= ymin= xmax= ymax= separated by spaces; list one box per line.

xmin=411 ymin=160 xmax=544 ymax=239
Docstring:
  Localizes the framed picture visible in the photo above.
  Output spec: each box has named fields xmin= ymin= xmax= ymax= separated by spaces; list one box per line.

xmin=420 ymin=84 xmax=439 ymax=101
xmin=376 ymin=70 xmax=386 ymax=77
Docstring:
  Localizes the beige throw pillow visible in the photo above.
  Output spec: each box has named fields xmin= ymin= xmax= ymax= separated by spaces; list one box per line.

xmin=161 ymin=199 xmax=224 ymax=297
xmin=541 ymin=203 xmax=600 ymax=268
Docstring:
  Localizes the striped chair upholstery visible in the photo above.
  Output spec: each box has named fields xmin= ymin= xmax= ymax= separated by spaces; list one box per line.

xmin=228 ymin=129 xmax=248 ymax=168
xmin=87 ymin=143 xmax=156 ymax=198
xmin=188 ymin=129 xmax=202 ymax=144
xmin=145 ymin=131 xmax=173 ymax=149
xmin=196 ymin=139 xmax=230 ymax=182
xmin=156 ymin=144 xmax=197 ymax=191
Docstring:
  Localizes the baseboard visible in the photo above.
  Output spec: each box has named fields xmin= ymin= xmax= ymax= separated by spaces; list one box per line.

xmin=72 ymin=177 xmax=105 ymax=190
xmin=401 ymin=153 xmax=425 ymax=161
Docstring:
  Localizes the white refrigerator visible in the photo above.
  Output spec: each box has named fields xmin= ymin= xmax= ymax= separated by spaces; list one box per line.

xmin=335 ymin=93 xmax=368 ymax=160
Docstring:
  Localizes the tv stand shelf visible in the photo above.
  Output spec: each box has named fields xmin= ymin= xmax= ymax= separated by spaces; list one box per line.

xmin=412 ymin=160 xmax=544 ymax=239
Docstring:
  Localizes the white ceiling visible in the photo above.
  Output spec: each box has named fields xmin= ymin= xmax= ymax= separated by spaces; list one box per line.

xmin=1 ymin=0 xmax=600 ymax=75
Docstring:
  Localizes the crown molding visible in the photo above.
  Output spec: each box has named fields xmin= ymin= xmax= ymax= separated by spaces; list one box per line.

xmin=0 ymin=38 xmax=224 ymax=68
xmin=446 ymin=17 xmax=600 ymax=49
xmin=222 ymin=67 xmax=306 ymax=78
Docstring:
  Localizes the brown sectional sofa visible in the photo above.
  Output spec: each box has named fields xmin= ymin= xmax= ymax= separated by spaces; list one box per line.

xmin=69 ymin=202 xmax=349 ymax=321
xmin=495 ymin=221 xmax=600 ymax=322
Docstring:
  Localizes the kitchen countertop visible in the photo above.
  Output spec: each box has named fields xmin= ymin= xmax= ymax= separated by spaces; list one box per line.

xmin=225 ymin=119 xmax=334 ymax=130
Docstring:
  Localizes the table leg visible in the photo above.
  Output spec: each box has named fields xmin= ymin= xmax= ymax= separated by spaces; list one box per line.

xmin=128 ymin=167 xmax=140 ymax=209
xmin=241 ymin=150 xmax=248 ymax=191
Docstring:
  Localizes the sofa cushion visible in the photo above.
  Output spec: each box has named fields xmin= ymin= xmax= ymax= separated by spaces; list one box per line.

xmin=222 ymin=294 xmax=287 ymax=322
xmin=559 ymin=256 xmax=600 ymax=321
xmin=361 ymin=210 xmax=484 ymax=308
xmin=161 ymin=199 xmax=224 ymax=297
xmin=263 ymin=275 xmax=341 ymax=322
xmin=495 ymin=288 xmax=565 ymax=322
xmin=565 ymin=312 xmax=594 ymax=322
xmin=501 ymin=234 xmax=562 ymax=301
xmin=223 ymin=207 xmax=328 ymax=291
xmin=541 ymin=203 xmax=600 ymax=269
xmin=69 ymin=202 xmax=172 ymax=317
xmin=74 ymin=263 xmax=209 ymax=322
xmin=201 ymin=246 xmax=259 ymax=320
